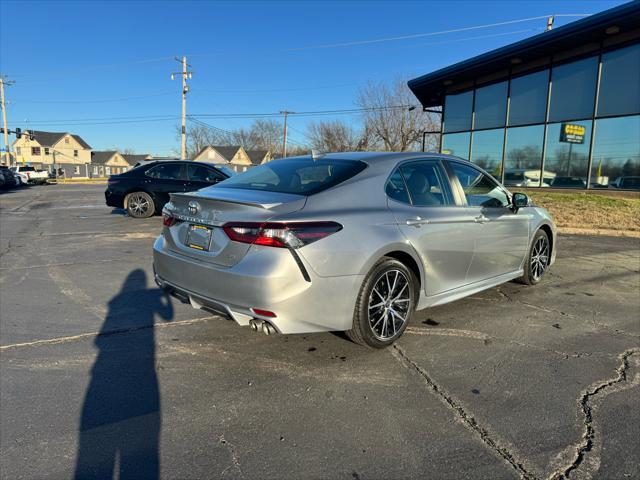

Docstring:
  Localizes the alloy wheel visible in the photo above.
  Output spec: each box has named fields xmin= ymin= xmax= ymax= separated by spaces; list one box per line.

xmin=129 ymin=194 xmax=150 ymax=217
xmin=368 ymin=269 xmax=411 ymax=340
xmin=531 ymin=236 xmax=549 ymax=281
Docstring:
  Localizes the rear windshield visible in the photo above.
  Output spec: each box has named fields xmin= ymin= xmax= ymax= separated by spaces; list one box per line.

xmin=214 ymin=158 xmax=367 ymax=195
xmin=20 ymin=166 xmax=36 ymax=172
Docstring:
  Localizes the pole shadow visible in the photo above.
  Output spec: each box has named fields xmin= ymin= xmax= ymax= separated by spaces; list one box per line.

xmin=74 ymin=269 xmax=173 ymax=479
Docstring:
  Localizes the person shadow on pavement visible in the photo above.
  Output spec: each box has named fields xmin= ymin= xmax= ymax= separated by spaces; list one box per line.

xmin=74 ymin=269 xmax=173 ymax=480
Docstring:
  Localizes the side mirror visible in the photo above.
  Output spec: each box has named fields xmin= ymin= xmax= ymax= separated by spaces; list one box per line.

xmin=512 ymin=192 xmax=530 ymax=211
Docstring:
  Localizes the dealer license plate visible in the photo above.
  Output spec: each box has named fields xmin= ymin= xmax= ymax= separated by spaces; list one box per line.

xmin=186 ymin=224 xmax=213 ymax=251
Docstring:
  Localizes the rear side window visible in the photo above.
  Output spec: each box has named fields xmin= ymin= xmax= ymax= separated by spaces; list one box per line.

xmin=400 ymin=161 xmax=453 ymax=206
xmin=385 ymin=169 xmax=410 ymax=204
xmin=146 ymin=163 xmax=183 ymax=180
xmin=214 ymin=158 xmax=367 ymax=195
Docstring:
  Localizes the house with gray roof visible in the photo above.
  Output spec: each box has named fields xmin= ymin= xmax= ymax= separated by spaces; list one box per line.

xmin=90 ymin=151 xmax=133 ymax=177
xmin=12 ymin=130 xmax=92 ymax=178
xmin=193 ymin=145 xmax=271 ymax=172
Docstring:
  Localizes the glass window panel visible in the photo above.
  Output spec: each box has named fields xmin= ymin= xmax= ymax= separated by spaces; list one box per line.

xmin=544 ymin=121 xmax=591 ymax=188
xmin=508 ymin=70 xmax=549 ymax=126
xmin=597 ymin=44 xmax=640 ymax=117
xmin=470 ymin=129 xmax=504 ymax=179
xmin=450 ymin=162 xmax=509 ymax=208
xmin=443 ymin=90 xmax=473 ymax=133
xmin=385 ymin=169 xmax=410 ymax=204
xmin=591 ymin=116 xmax=640 ymax=189
xmin=400 ymin=161 xmax=453 ymax=206
xmin=474 ymin=81 xmax=507 ymax=130
xmin=503 ymin=125 xmax=544 ymax=187
xmin=549 ymin=56 xmax=598 ymax=122
xmin=441 ymin=132 xmax=470 ymax=159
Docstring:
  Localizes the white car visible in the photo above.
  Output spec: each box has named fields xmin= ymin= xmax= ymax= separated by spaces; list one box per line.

xmin=10 ymin=165 xmax=49 ymax=185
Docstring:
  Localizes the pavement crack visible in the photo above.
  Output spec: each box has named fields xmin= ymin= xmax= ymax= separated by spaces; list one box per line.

xmin=391 ymin=344 xmax=537 ymax=480
xmin=219 ymin=433 xmax=243 ymax=476
xmin=496 ymin=287 xmax=576 ymax=318
xmin=548 ymin=348 xmax=640 ymax=480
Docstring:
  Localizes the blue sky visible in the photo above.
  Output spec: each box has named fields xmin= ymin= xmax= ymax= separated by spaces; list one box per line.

xmin=0 ymin=0 xmax=627 ymax=155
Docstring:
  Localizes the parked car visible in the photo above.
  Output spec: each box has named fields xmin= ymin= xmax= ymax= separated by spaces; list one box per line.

xmin=0 ymin=170 xmax=4 ymax=188
xmin=609 ymin=176 xmax=640 ymax=189
xmin=0 ymin=165 xmax=20 ymax=187
xmin=105 ymin=160 xmax=231 ymax=218
xmin=10 ymin=165 xmax=49 ymax=185
xmin=550 ymin=176 xmax=587 ymax=188
xmin=153 ymin=152 xmax=556 ymax=348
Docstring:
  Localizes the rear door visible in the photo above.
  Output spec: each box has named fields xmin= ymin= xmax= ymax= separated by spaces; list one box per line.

xmin=185 ymin=163 xmax=225 ymax=191
xmin=447 ymin=161 xmax=530 ymax=282
xmin=386 ymin=159 xmax=477 ymax=296
xmin=144 ymin=162 xmax=187 ymax=208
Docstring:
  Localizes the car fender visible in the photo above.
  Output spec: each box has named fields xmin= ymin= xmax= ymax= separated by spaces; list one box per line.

xmin=358 ymin=241 xmax=426 ymax=293
xmin=522 ymin=211 xmax=557 ymax=268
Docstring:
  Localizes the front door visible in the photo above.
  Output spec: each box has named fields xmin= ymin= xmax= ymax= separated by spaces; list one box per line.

xmin=386 ymin=159 xmax=477 ymax=296
xmin=447 ymin=161 xmax=530 ymax=283
xmin=185 ymin=163 xmax=225 ymax=192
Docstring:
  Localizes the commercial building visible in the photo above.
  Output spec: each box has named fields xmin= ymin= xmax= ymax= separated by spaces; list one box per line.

xmin=409 ymin=2 xmax=640 ymax=190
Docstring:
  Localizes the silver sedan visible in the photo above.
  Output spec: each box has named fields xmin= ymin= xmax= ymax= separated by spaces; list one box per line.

xmin=153 ymin=152 xmax=556 ymax=348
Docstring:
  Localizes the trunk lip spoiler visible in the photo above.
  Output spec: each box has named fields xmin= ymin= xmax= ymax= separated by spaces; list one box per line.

xmin=170 ymin=191 xmax=306 ymax=210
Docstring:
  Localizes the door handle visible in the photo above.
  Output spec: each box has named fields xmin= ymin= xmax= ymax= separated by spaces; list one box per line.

xmin=406 ymin=217 xmax=430 ymax=227
xmin=474 ymin=214 xmax=490 ymax=224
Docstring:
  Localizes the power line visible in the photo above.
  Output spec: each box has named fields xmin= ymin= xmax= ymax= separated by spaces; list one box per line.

xmin=282 ymin=14 xmax=591 ymax=51
xmin=20 ymin=104 xmax=417 ymax=126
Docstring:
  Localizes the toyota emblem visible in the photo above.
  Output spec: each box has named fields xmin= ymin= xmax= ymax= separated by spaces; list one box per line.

xmin=188 ymin=201 xmax=199 ymax=215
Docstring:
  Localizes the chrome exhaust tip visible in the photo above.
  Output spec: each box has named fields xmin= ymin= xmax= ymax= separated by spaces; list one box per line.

xmin=261 ymin=322 xmax=277 ymax=336
xmin=249 ymin=319 xmax=263 ymax=332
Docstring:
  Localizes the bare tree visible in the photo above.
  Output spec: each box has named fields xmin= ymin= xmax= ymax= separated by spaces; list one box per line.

xmin=175 ymin=123 xmax=229 ymax=158
xmin=357 ymin=78 xmax=439 ymax=152
xmin=306 ymin=120 xmax=368 ymax=152
xmin=177 ymin=119 xmax=284 ymax=158
xmin=250 ymin=119 xmax=283 ymax=153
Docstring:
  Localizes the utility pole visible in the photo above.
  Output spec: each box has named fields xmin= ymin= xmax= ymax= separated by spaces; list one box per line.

xmin=0 ymin=75 xmax=15 ymax=166
xmin=280 ymin=110 xmax=294 ymax=158
xmin=171 ymin=57 xmax=193 ymax=160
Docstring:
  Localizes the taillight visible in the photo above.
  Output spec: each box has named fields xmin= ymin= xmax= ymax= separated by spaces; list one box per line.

xmin=223 ymin=222 xmax=342 ymax=249
xmin=162 ymin=212 xmax=176 ymax=227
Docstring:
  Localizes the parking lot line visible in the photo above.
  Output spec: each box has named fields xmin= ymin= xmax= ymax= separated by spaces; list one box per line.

xmin=0 ymin=316 xmax=217 ymax=351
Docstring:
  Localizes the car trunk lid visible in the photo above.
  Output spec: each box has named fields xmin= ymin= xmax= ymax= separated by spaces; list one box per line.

xmin=164 ymin=188 xmax=306 ymax=267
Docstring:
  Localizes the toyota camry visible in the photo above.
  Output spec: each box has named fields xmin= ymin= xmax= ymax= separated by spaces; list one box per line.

xmin=153 ymin=152 xmax=556 ymax=348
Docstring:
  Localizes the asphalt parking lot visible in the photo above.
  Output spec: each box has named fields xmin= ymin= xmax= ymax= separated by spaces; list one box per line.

xmin=1 ymin=184 xmax=638 ymax=480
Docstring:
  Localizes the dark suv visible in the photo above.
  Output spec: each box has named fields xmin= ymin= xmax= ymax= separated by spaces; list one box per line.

xmin=105 ymin=160 xmax=230 ymax=218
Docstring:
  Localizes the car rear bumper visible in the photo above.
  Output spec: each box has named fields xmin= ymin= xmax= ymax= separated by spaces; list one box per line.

xmin=152 ymin=235 xmax=363 ymax=334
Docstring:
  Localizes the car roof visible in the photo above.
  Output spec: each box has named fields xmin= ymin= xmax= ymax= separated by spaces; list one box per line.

xmin=136 ymin=160 xmax=221 ymax=169
xmin=284 ymin=151 xmax=466 ymax=165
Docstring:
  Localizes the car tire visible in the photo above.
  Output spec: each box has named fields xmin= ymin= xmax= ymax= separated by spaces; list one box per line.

xmin=517 ymin=229 xmax=551 ymax=285
xmin=347 ymin=257 xmax=417 ymax=348
xmin=125 ymin=191 xmax=155 ymax=218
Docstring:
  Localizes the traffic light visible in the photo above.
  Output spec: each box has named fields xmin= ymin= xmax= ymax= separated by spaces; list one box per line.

xmin=15 ymin=127 xmax=21 ymax=139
